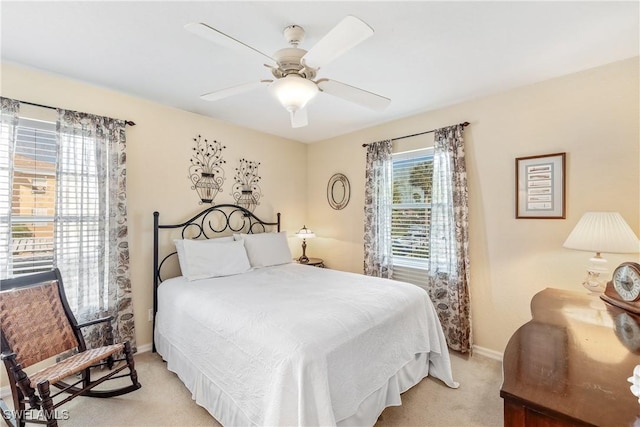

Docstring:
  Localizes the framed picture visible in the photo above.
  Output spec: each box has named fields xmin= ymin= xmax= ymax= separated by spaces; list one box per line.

xmin=516 ymin=152 xmax=566 ymax=219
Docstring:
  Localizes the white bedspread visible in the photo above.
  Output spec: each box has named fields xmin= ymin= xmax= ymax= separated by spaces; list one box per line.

xmin=155 ymin=263 xmax=458 ymax=426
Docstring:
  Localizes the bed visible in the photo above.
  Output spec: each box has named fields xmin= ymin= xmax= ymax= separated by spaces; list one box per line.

xmin=152 ymin=204 xmax=458 ymax=426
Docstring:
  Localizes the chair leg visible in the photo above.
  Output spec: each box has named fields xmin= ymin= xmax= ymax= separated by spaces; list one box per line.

xmin=3 ymin=361 xmax=32 ymax=427
xmin=35 ymin=382 xmax=56 ymax=427
xmin=7 ymin=360 xmax=37 ymax=412
xmin=103 ymin=323 xmax=115 ymax=370
xmin=123 ymin=342 xmax=140 ymax=388
xmin=105 ymin=354 xmax=115 ymax=370
xmin=82 ymin=367 xmax=91 ymax=390
xmin=11 ymin=388 xmax=25 ymax=427
xmin=3 ymin=363 xmax=36 ymax=427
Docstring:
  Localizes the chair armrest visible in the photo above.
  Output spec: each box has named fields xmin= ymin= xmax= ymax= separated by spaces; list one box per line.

xmin=76 ymin=316 xmax=113 ymax=329
xmin=0 ymin=352 xmax=16 ymax=361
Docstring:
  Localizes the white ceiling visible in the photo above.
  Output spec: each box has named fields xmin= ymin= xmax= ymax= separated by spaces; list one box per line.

xmin=1 ymin=1 xmax=638 ymax=143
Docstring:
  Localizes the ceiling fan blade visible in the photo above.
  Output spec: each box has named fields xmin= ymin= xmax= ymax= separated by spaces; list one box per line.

xmin=302 ymin=16 xmax=374 ymax=70
xmin=317 ymin=79 xmax=390 ymax=111
xmin=201 ymin=80 xmax=271 ymax=102
xmin=185 ymin=23 xmax=275 ymax=64
xmin=290 ymin=108 xmax=308 ymax=128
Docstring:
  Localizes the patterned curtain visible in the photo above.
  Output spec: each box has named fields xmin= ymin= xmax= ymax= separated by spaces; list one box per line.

xmin=55 ymin=110 xmax=135 ymax=350
xmin=0 ymin=98 xmax=20 ymax=279
xmin=363 ymin=140 xmax=393 ymax=278
xmin=427 ymin=124 xmax=472 ymax=353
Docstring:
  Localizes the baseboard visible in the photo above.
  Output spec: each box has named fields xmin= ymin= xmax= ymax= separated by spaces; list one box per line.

xmin=473 ymin=345 xmax=504 ymax=361
xmin=136 ymin=343 xmax=153 ymax=354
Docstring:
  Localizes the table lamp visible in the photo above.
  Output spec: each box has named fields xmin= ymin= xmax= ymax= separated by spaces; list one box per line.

xmin=563 ymin=211 xmax=639 ymax=293
xmin=295 ymin=225 xmax=316 ymax=263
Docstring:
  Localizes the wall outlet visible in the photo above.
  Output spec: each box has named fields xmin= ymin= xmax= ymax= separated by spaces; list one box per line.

xmin=147 ymin=308 xmax=153 ymax=322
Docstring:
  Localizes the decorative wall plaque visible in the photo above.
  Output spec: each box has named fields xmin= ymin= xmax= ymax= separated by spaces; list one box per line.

xmin=231 ymin=158 xmax=262 ymax=213
xmin=327 ymin=173 xmax=350 ymax=210
xmin=189 ymin=135 xmax=226 ymax=204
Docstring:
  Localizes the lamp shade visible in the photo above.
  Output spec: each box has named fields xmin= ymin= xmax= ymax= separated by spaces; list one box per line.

xmin=295 ymin=225 xmax=316 ymax=239
xmin=269 ymin=75 xmax=318 ymax=112
xmin=563 ymin=212 xmax=639 ymax=254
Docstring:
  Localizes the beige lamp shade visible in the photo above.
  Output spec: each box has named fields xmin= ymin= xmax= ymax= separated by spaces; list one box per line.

xmin=563 ymin=212 xmax=639 ymax=254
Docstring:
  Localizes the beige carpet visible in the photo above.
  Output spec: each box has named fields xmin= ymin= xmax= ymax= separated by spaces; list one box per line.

xmin=4 ymin=351 xmax=503 ymax=426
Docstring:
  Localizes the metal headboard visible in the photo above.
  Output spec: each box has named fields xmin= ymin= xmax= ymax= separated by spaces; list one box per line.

xmin=152 ymin=204 xmax=280 ymax=352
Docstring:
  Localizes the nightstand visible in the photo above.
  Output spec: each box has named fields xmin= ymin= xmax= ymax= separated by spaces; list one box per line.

xmin=296 ymin=257 xmax=325 ymax=268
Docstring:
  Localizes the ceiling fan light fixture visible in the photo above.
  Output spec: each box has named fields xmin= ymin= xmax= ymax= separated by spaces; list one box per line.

xmin=189 ymin=15 xmax=388 ymax=128
xmin=269 ymin=74 xmax=318 ymax=112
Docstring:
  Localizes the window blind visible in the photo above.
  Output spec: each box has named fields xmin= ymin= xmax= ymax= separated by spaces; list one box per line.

xmin=8 ymin=118 xmax=57 ymax=275
xmin=391 ymin=149 xmax=433 ymax=262
xmin=392 ymin=264 xmax=429 ymax=287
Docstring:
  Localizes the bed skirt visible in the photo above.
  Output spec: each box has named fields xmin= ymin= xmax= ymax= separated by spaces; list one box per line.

xmin=155 ymin=328 xmax=441 ymax=426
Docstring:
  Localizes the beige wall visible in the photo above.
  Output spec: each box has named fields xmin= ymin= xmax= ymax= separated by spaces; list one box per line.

xmin=307 ymin=57 xmax=640 ymax=355
xmin=1 ymin=62 xmax=308 ymax=351
xmin=2 ymin=57 xmax=638 ymax=359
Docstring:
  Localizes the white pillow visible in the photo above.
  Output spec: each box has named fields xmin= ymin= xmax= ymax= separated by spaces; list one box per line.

xmin=234 ymin=232 xmax=293 ymax=268
xmin=174 ymin=236 xmax=234 ymax=278
xmin=174 ymin=237 xmax=249 ymax=280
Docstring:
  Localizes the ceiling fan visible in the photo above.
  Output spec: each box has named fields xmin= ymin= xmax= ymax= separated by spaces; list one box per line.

xmin=185 ymin=16 xmax=391 ymax=128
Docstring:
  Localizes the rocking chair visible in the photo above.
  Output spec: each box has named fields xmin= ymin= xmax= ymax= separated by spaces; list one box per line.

xmin=0 ymin=268 xmax=141 ymax=427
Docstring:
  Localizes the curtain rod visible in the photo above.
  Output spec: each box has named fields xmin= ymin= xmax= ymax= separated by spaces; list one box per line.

xmin=17 ymin=99 xmax=136 ymax=126
xmin=362 ymin=121 xmax=469 ymax=147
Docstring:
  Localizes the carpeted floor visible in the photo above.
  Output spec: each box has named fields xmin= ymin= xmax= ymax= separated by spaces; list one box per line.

xmin=5 ymin=351 xmax=503 ymax=426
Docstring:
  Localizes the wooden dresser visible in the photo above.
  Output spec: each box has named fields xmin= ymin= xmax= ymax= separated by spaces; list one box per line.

xmin=501 ymin=288 xmax=640 ymax=426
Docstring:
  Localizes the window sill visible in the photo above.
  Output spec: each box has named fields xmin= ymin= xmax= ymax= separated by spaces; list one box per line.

xmin=392 ymin=257 xmax=429 ymax=271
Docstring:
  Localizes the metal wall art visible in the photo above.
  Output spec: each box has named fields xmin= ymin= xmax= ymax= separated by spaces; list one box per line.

xmin=189 ymin=135 xmax=226 ymax=204
xmin=231 ymin=158 xmax=262 ymax=213
xmin=327 ymin=173 xmax=350 ymax=210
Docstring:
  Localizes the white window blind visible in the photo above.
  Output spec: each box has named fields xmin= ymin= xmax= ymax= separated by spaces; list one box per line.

xmin=391 ymin=148 xmax=433 ymax=285
xmin=8 ymin=118 xmax=57 ymax=276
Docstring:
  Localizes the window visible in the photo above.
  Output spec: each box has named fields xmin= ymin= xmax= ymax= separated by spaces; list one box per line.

xmin=8 ymin=118 xmax=57 ymax=276
xmin=391 ymin=148 xmax=433 ymax=270
xmin=31 ymin=177 xmax=48 ymax=194
xmin=2 ymin=116 xmax=105 ymax=311
xmin=2 ymin=103 xmax=135 ymax=348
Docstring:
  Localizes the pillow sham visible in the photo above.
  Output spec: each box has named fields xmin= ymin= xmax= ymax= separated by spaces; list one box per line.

xmin=234 ymin=232 xmax=293 ymax=268
xmin=174 ymin=236 xmax=249 ymax=280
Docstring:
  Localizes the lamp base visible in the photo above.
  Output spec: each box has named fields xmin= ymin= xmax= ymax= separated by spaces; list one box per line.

xmin=298 ymin=239 xmax=309 ymax=264
xmin=582 ymin=274 xmax=605 ymax=294
xmin=581 ymin=255 xmax=608 ymax=294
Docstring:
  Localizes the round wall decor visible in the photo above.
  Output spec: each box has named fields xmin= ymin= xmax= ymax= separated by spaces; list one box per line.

xmin=327 ymin=173 xmax=350 ymax=210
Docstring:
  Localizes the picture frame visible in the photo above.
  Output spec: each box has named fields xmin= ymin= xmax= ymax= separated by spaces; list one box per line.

xmin=516 ymin=152 xmax=566 ymax=219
